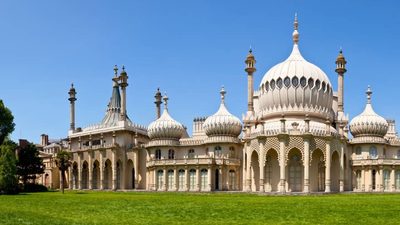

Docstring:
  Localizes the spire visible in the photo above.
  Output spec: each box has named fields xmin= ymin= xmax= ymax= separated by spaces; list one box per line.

xmin=154 ymin=88 xmax=162 ymax=119
xmin=366 ymin=85 xmax=372 ymax=104
xmin=293 ymin=13 xmax=299 ymax=45
xmin=163 ymin=93 xmax=169 ymax=111
xmin=220 ymin=86 xmax=226 ymax=104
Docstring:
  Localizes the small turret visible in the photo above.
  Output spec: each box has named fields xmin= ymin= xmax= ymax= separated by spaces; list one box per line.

xmin=245 ymin=48 xmax=256 ymax=114
xmin=154 ymin=88 xmax=162 ymax=119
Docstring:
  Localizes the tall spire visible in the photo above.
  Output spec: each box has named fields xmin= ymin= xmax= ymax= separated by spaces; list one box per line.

xmin=154 ymin=88 xmax=162 ymax=119
xmin=366 ymin=85 xmax=372 ymax=104
xmin=293 ymin=13 xmax=299 ymax=44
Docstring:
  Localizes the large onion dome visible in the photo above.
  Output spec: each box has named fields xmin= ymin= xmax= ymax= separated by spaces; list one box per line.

xmin=257 ymin=15 xmax=333 ymax=120
xmin=148 ymin=95 xmax=184 ymax=140
xmin=203 ymin=87 xmax=242 ymax=137
xmin=350 ymin=86 xmax=388 ymax=139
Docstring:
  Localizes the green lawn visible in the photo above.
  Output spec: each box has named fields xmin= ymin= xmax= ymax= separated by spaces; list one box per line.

xmin=1 ymin=191 xmax=400 ymax=225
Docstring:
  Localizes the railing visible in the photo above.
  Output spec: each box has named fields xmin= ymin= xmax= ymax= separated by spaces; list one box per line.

xmin=147 ymin=158 xmax=241 ymax=167
xmin=352 ymin=158 xmax=400 ymax=166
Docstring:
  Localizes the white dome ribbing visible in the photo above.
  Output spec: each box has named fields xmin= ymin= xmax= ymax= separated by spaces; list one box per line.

xmin=350 ymin=86 xmax=388 ymax=138
xmin=257 ymin=15 xmax=333 ymax=120
xmin=203 ymin=87 xmax=242 ymax=137
xmin=148 ymin=95 xmax=184 ymax=140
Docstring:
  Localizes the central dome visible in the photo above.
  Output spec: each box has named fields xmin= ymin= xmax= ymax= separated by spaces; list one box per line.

xmin=257 ymin=17 xmax=333 ymax=121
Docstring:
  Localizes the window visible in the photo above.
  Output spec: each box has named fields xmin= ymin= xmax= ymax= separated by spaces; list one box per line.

xmin=168 ymin=149 xmax=175 ymax=159
xmin=292 ymin=76 xmax=299 ymax=87
xmin=277 ymin=78 xmax=283 ymax=89
xmin=315 ymin=80 xmax=321 ymax=90
xmin=229 ymin=170 xmax=236 ymax=190
xmin=284 ymin=77 xmax=290 ymax=88
xmin=397 ymin=150 xmax=400 ymax=159
xmin=396 ymin=170 xmax=400 ymax=190
xmin=178 ymin=169 xmax=185 ymax=190
xmin=168 ymin=170 xmax=174 ymax=190
xmin=157 ymin=170 xmax=164 ymax=190
xmin=229 ymin=147 xmax=235 ymax=158
xmin=356 ymin=170 xmax=361 ymax=190
xmin=189 ymin=169 xmax=196 ymax=190
xmin=369 ymin=146 xmax=378 ymax=159
xmin=270 ymin=80 xmax=276 ymax=90
xmin=355 ymin=147 xmax=362 ymax=155
xmin=215 ymin=146 xmax=222 ymax=157
xmin=155 ymin=149 xmax=161 ymax=160
xmin=383 ymin=170 xmax=390 ymax=191
xmin=201 ymin=169 xmax=208 ymax=191
xmin=188 ymin=149 xmax=195 ymax=159
xmin=300 ymin=77 xmax=307 ymax=87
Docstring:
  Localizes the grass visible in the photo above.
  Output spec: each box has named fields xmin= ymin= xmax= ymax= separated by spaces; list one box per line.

xmin=1 ymin=191 xmax=400 ymax=225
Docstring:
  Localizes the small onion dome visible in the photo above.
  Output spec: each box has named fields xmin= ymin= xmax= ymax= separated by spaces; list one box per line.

xmin=147 ymin=94 xmax=184 ymax=140
xmin=350 ymin=86 xmax=388 ymax=138
xmin=203 ymin=87 xmax=242 ymax=137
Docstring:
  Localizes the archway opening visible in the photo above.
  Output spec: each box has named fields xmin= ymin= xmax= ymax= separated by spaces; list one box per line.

xmin=265 ymin=149 xmax=280 ymax=192
xmin=93 ymin=160 xmax=100 ymax=189
xmin=311 ymin=149 xmax=325 ymax=192
xmin=331 ymin=151 xmax=340 ymax=192
xmin=82 ymin=161 xmax=89 ymax=189
xmin=104 ymin=159 xmax=112 ymax=189
xmin=250 ymin=151 xmax=260 ymax=192
xmin=288 ymin=149 xmax=303 ymax=192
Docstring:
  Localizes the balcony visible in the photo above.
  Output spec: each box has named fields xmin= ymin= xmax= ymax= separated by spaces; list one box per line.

xmin=352 ymin=157 xmax=400 ymax=166
xmin=147 ymin=158 xmax=241 ymax=167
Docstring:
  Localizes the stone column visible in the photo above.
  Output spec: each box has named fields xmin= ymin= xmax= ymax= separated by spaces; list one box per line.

xmin=219 ymin=166 xmax=223 ymax=191
xmin=88 ymin=151 xmax=93 ymax=190
xmin=259 ymin=141 xmax=265 ymax=192
xmin=391 ymin=166 xmax=396 ymax=192
xmin=68 ymin=167 xmax=73 ymax=190
xmin=303 ymin=136 xmax=310 ymax=193
xmin=185 ymin=166 xmax=189 ymax=191
xmin=339 ymin=142 xmax=345 ymax=192
xmin=134 ymin=152 xmax=139 ymax=189
xmin=208 ymin=166 xmax=212 ymax=191
xmin=174 ymin=167 xmax=178 ymax=191
xmin=112 ymin=150 xmax=117 ymax=190
xmin=325 ymin=139 xmax=331 ymax=193
xmin=99 ymin=153 xmax=104 ymax=190
xmin=278 ymin=135 xmax=286 ymax=193
xmin=361 ymin=167 xmax=366 ymax=192
xmin=245 ymin=147 xmax=251 ymax=192
xmin=379 ymin=166 xmax=384 ymax=192
xmin=196 ymin=167 xmax=200 ymax=191
xmin=78 ymin=153 xmax=82 ymax=190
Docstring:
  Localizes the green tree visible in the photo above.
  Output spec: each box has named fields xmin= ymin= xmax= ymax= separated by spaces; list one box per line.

xmin=0 ymin=140 xmax=18 ymax=194
xmin=0 ymin=100 xmax=15 ymax=145
xmin=16 ymin=143 xmax=45 ymax=186
xmin=55 ymin=150 xmax=71 ymax=194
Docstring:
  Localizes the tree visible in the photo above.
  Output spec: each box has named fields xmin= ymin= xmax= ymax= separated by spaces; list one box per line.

xmin=0 ymin=140 xmax=18 ymax=194
xmin=0 ymin=100 xmax=15 ymax=145
xmin=55 ymin=150 xmax=71 ymax=194
xmin=16 ymin=143 xmax=45 ymax=186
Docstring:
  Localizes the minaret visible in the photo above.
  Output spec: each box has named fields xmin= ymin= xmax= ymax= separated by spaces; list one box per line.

xmin=119 ymin=65 xmax=129 ymax=121
xmin=245 ymin=48 xmax=256 ymax=114
xmin=163 ymin=93 xmax=169 ymax=111
xmin=68 ymin=83 xmax=77 ymax=132
xmin=336 ymin=49 xmax=347 ymax=114
xmin=154 ymin=88 xmax=162 ymax=119
xmin=293 ymin=13 xmax=299 ymax=45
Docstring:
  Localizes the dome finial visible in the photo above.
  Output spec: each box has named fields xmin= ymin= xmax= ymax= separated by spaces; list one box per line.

xmin=220 ymin=86 xmax=226 ymax=103
xmin=366 ymin=85 xmax=372 ymax=104
xmin=163 ymin=93 xmax=169 ymax=111
xmin=113 ymin=65 xmax=118 ymax=77
xmin=293 ymin=13 xmax=299 ymax=44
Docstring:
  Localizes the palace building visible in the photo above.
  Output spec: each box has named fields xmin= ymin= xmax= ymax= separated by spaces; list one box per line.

xmin=39 ymin=16 xmax=400 ymax=193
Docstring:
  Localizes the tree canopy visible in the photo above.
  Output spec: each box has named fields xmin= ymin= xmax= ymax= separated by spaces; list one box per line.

xmin=17 ymin=143 xmax=45 ymax=185
xmin=0 ymin=100 xmax=15 ymax=145
xmin=0 ymin=140 xmax=18 ymax=194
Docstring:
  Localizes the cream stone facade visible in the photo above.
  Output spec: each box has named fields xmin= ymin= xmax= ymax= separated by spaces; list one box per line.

xmin=39 ymin=16 xmax=400 ymax=193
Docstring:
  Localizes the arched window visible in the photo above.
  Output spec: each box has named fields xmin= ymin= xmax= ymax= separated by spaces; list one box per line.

xmin=396 ymin=170 xmax=400 ymax=190
xmin=383 ymin=170 xmax=390 ymax=191
xmin=229 ymin=147 xmax=235 ymax=158
xmin=155 ymin=149 xmax=161 ymax=160
xmin=168 ymin=149 xmax=175 ymax=159
xmin=369 ymin=146 xmax=378 ymax=159
xmin=178 ymin=169 xmax=185 ymax=190
xmin=229 ymin=170 xmax=236 ymax=190
xmin=215 ymin=146 xmax=222 ymax=157
xmin=189 ymin=169 xmax=196 ymax=190
xmin=188 ymin=149 xmax=195 ymax=159
xmin=167 ymin=170 xmax=174 ymax=190
xmin=355 ymin=147 xmax=362 ymax=155
xmin=201 ymin=169 xmax=208 ymax=191
xmin=157 ymin=170 xmax=164 ymax=190
xmin=356 ymin=170 xmax=362 ymax=190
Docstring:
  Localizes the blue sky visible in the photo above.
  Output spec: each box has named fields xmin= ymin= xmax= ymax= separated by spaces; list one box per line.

xmin=1 ymin=0 xmax=399 ymax=143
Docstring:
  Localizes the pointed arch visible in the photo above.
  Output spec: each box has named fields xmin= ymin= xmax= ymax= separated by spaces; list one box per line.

xmin=250 ymin=151 xmax=260 ymax=192
xmin=264 ymin=149 xmax=280 ymax=192
xmin=287 ymin=148 xmax=303 ymax=192
xmin=82 ymin=161 xmax=89 ymax=189
xmin=92 ymin=160 xmax=100 ymax=189
xmin=104 ymin=159 xmax=112 ymax=189
xmin=310 ymin=149 xmax=325 ymax=192
xmin=331 ymin=151 xmax=340 ymax=192
xmin=125 ymin=159 xmax=134 ymax=189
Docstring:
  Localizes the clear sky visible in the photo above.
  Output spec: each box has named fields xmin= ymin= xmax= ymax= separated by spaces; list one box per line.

xmin=1 ymin=0 xmax=400 ymax=143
